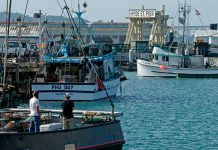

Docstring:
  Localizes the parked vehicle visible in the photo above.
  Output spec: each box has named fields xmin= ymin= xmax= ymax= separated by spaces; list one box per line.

xmin=1 ymin=41 xmax=26 ymax=56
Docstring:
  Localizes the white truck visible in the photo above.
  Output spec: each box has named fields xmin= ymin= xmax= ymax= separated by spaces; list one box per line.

xmin=1 ymin=41 xmax=26 ymax=56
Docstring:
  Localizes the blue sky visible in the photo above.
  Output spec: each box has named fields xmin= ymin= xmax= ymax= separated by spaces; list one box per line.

xmin=1 ymin=0 xmax=218 ymax=25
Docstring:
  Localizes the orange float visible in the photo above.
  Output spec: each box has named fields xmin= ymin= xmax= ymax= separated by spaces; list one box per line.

xmin=160 ymin=65 xmax=167 ymax=70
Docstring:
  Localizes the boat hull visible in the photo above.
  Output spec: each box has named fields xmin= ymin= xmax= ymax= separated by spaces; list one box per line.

xmin=137 ymin=59 xmax=218 ymax=78
xmin=32 ymin=78 xmax=120 ymax=101
xmin=0 ymin=121 xmax=125 ymax=150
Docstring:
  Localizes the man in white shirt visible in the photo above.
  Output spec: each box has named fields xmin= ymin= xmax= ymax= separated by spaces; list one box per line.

xmin=29 ymin=91 xmax=40 ymax=132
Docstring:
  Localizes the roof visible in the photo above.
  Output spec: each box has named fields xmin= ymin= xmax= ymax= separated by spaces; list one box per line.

xmin=44 ymin=46 xmax=115 ymax=63
xmin=0 ymin=25 xmax=39 ymax=37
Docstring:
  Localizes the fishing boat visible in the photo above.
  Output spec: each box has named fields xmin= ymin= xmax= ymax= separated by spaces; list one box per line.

xmin=31 ymin=44 xmax=122 ymax=101
xmin=31 ymin=1 xmax=122 ymax=101
xmin=137 ymin=3 xmax=218 ymax=78
xmin=0 ymin=108 xmax=125 ymax=150
xmin=137 ymin=46 xmax=218 ymax=78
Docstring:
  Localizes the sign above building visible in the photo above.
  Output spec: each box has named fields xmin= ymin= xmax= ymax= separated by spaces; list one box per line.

xmin=129 ymin=9 xmax=156 ymax=18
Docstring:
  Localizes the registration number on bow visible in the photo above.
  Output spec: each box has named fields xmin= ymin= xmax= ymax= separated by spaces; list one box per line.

xmin=51 ymin=85 xmax=74 ymax=90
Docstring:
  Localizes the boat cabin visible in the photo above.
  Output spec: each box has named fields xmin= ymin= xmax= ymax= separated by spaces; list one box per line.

xmin=152 ymin=46 xmax=205 ymax=68
xmin=37 ymin=44 xmax=118 ymax=83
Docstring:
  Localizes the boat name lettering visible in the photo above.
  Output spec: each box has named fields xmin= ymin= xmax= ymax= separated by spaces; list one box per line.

xmin=64 ymin=85 xmax=73 ymax=90
xmin=52 ymin=85 xmax=61 ymax=89
xmin=51 ymin=85 xmax=73 ymax=90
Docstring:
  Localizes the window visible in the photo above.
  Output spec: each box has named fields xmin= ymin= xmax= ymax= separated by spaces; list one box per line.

xmin=162 ymin=56 xmax=169 ymax=62
xmin=166 ymin=56 xmax=169 ymax=62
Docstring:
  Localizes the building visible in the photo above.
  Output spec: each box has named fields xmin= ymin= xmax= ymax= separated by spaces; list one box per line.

xmin=0 ymin=19 xmax=211 ymax=51
xmin=0 ymin=20 xmax=154 ymax=47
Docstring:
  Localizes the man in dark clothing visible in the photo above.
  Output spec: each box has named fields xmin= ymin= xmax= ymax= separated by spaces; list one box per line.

xmin=62 ymin=93 xmax=75 ymax=129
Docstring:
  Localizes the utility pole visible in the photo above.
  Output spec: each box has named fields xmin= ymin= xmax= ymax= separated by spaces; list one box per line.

xmin=17 ymin=16 xmax=22 ymax=63
xmin=33 ymin=10 xmax=42 ymax=62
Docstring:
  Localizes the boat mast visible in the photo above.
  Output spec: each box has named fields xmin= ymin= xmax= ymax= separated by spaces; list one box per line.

xmin=178 ymin=1 xmax=190 ymax=67
xmin=73 ymin=0 xmax=85 ymax=33
xmin=186 ymin=5 xmax=191 ymax=51
xmin=3 ymin=0 xmax=12 ymax=87
xmin=72 ymin=1 xmax=95 ymax=45
xmin=179 ymin=2 xmax=187 ymax=56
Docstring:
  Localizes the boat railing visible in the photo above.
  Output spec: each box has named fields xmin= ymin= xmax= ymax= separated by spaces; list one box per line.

xmin=6 ymin=108 xmax=121 ymax=115
xmin=0 ymin=108 xmax=123 ymax=118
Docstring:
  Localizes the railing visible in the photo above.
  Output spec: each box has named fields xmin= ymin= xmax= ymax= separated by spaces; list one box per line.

xmin=0 ymin=108 xmax=123 ymax=132
xmin=0 ymin=108 xmax=123 ymax=118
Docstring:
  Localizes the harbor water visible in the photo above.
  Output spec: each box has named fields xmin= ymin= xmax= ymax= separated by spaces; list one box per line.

xmin=118 ymin=72 xmax=218 ymax=149
xmin=21 ymin=71 xmax=218 ymax=149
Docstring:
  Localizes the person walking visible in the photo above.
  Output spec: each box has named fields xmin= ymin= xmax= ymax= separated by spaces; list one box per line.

xmin=29 ymin=91 xmax=40 ymax=132
xmin=62 ymin=93 xmax=75 ymax=129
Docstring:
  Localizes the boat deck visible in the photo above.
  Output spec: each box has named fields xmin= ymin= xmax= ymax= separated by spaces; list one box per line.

xmin=0 ymin=108 xmax=123 ymax=133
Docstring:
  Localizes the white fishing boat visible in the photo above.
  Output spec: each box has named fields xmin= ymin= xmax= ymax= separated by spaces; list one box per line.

xmin=31 ymin=1 xmax=122 ymax=101
xmin=137 ymin=46 xmax=218 ymax=78
xmin=137 ymin=2 xmax=218 ymax=78
xmin=32 ymin=45 xmax=122 ymax=101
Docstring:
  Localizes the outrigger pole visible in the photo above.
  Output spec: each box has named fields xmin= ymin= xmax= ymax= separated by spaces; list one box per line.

xmin=62 ymin=0 xmax=115 ymax=120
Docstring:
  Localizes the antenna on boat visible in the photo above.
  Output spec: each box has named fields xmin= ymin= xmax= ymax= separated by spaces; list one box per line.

xmin=63 ymin=0 xmax=116 ymax=120
xmin=72 ymin=0 xmax=86 ymax=31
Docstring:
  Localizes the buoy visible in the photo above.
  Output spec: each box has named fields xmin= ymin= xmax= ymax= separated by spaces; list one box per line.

xmin=160 ymin=65 xmax=167 ymax=70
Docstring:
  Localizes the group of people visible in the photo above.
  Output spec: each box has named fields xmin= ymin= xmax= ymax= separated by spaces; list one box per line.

xmin=29 ymin=91 xmax=75 ymax=132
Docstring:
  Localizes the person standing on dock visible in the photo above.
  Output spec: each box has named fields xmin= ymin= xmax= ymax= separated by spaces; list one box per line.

xmin=62 ymin=93 xmax=75 ymax=129
xmin=29 ymin=91 xmax=40 ymax=132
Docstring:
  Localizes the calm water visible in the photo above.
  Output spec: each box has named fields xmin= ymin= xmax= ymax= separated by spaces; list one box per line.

xmin=21 ymin=71 xmax=218 ymax=149
xmin=119 ymin=72 xmax=218 ymax=150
